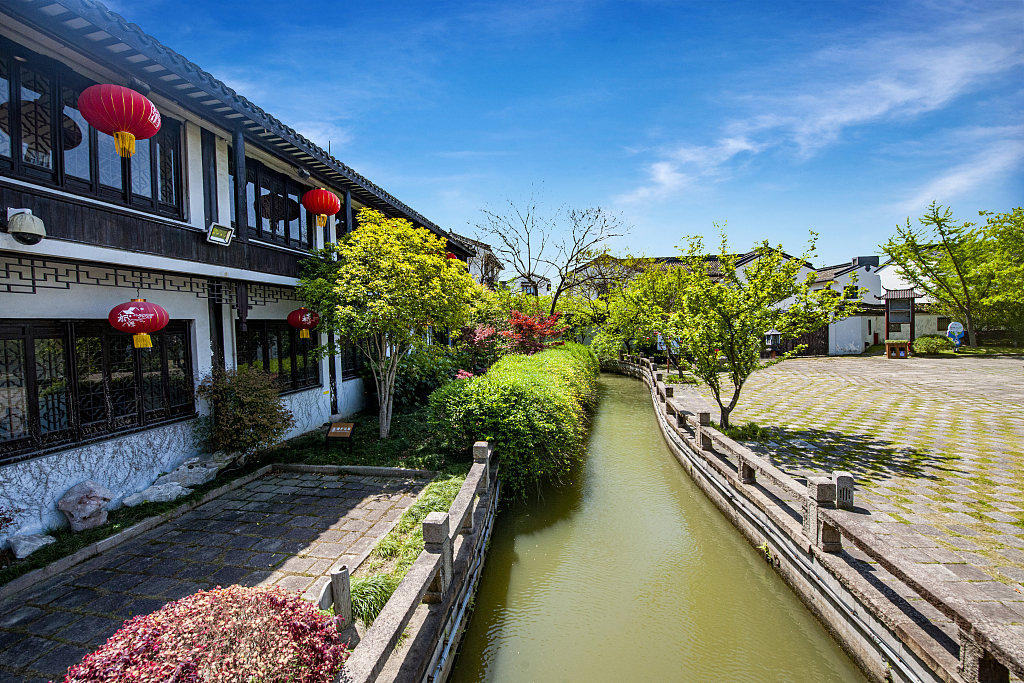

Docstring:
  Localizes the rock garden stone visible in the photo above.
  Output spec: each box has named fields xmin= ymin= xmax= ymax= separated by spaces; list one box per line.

xmin=154 ymin=458 xmax=220 ymax=488
xmin=7 ymin=533 xmax=56 ymax=559
xmin=57 ymin=480 xmax=114 ymax=531
xmin=122 ymin=483 xmax=193 ymax=507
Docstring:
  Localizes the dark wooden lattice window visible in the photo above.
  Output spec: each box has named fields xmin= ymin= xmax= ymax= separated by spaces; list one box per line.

xmin=0 ymin=36 xmax=184 ymax=219
xmin=235 ymin=320 xmax=320 ymax=393
xmin=0 ymin=320 xmax=195 ymax=464
xmin=228 ymin=150 xmax=314 ymax=249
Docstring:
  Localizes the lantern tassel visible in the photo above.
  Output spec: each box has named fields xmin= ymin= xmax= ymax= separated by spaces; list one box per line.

xmin=133 ymin=333 xmax=152 ymax=349
xmin=300 ymin=329 xmax=310 ymax=339
xmin=113 ymin=131 xmax=136 ymax=158
xmin=316 ymin=214 xmax=328 ymax=228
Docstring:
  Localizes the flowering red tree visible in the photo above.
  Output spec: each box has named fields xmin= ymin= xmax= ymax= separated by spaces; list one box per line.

xmin=62 ymin=585 xmax=348 ymax=683
xmin=499 ymin=310 xmax=566 ymax=355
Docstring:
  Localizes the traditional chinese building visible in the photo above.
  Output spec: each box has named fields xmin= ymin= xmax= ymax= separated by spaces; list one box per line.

xmin=0 ymin=0 xmax=471 ymax=538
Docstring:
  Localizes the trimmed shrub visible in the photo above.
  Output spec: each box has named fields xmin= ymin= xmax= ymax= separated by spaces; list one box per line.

xmin=429 ymin=343 xmax=599 ymax=496
xmin=195 ymin=368 xmax=294 ymax=458
xmin=62 ymin=585 xmax=348 ymax=683
xmin=912 ymin=335 xmax=954 ymax=354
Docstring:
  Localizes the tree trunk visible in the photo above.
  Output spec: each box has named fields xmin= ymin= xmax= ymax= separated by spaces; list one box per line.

xmin=719 ymin=403 xmax=732 ymax=430
xmin=965 ymin=308 xmax=979 ymax=348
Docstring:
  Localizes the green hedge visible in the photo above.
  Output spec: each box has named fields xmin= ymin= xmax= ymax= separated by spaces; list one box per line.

xmin=913 ymin=335 xmax=954 ymax=354
xmin=429 ymin=343 xmax=599 ymax=496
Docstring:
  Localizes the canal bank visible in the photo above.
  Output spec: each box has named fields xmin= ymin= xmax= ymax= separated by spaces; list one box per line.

xmin=449 ymin=373 xmax=868 ymax=683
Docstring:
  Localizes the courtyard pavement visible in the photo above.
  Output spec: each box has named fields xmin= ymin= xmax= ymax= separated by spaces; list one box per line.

xmin=0 ymin=470 xmax=428 ymax=683
xmin=680 ymin=354 xmax=1024 ymax=644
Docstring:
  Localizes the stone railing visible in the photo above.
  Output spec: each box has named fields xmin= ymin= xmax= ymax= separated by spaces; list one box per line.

xmin=617 ymin=355 xmax=1023 ymax=683
xmin=330 ymin=441 xmax=499 ymax=683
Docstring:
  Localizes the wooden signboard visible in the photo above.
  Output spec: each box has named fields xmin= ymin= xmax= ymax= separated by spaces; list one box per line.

xmin=326 ymin=422 xmax=355 ymax=452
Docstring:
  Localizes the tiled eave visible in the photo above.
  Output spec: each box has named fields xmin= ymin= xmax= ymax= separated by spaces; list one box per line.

xmin=4 ymin=0 xmax=471 ymax=255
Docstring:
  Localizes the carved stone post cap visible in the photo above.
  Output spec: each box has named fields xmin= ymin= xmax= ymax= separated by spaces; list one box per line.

xmin=472 ymin=441 xmax=490 ymax=462
xmin=807 ymin=476 xmax=837 ymax=504
xmin=697 ymin=411 xmax=711 ymax=426
xmin=423 ymin=511 xmax=450 ymax=545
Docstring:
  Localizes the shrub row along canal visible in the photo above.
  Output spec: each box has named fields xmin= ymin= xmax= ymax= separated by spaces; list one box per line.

xmin=450 ymin=374 xmax=867 ymax=683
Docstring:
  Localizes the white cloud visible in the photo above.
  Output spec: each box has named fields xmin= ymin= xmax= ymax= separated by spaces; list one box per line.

xmin=620 ymin=5 xmax=1024 ymax=203
xmin=898 ymin=127 xmax=1024 ymax=212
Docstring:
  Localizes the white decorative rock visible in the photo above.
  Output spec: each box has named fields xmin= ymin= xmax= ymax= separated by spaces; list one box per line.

xmin=122 ymin=483 xmax=193 ymax=507
xmin=8 ymin=534 xmax=56 ymax=559
xmin=57 ymin=480 xmax=114 ymax=531
xmin=153 ymin=457 xmax=220 ymax=488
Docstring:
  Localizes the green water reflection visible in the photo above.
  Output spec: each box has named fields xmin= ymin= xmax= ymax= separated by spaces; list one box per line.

xmin=449 ymin=374 xmax=867 ymax=683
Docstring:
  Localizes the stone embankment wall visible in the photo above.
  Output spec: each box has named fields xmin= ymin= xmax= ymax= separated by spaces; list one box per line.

xmin=333 ymin=442 xmax=499 ymax=683
xmin=612 ymin=356 xmax=1022 ymax=683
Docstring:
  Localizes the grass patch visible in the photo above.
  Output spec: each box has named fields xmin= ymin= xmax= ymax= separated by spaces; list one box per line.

xmin=267 ymin=406 xmax=461 ymax=472
xmin=714 ymin=420 xmax=775 ymax=442
xmin=350 ymin=473 xmax=465 ymax=625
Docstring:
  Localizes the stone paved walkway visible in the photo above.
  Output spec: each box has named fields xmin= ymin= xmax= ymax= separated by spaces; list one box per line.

xmin=0 ymin=470 xmax=428 ymax=683
xmin=681 ymin=355 xmax=1024 ymax=631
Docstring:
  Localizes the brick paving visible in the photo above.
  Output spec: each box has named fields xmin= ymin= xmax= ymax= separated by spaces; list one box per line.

xmin=0 ymin=470 xmax=428 ymax=683
xmin=679 ymin=355 xmax=1024 ymax=644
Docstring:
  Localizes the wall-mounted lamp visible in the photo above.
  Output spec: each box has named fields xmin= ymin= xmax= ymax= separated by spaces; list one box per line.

xmin=4 ymin=209 xmax=46 ymax=245
xmin=297 ymin=168 xmax=311 ymax=180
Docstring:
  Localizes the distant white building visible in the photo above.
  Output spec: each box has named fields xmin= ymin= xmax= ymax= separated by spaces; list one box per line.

xmin=810 ymin=256 xmax=886 ymax=354
xmin=509 ymin=273 xmax=552 ymax=296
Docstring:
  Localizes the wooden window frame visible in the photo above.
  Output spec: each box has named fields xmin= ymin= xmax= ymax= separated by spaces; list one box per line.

xmin=235 ymin=320 xmax=321 ymax=393
xmin=228 ymin=150 xmax=314 ymax=250
xmin=0 ymin=319 xmax=195 ymax=465
xmin=0 ymin=36 xmax=184 ymax=220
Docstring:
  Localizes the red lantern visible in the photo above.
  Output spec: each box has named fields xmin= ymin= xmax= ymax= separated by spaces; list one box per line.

xmin=446 ymin=252 xmax=458 ymax=259
xmin=108 ymin=299 xmax=169 ymax=348
xmin=301 ymin=188 xmax=341 ymax=228
xmin=77 ymin=84 xmax=161 ymax=158
xmin=288 ymin=308 xmax=320 ymax=339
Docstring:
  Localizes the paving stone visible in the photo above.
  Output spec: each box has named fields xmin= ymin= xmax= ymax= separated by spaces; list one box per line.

xmin=274 ymin=575 xmax=314 ymax=593
xmin=176 ymin=562 xmax=219 ymax=581
xmin=997 ymin=566 xmax=1024 ymax=583
xmin=49 ymin=589 xmax=100 ymax=611
xmin=0 ymin=607 xmax=44 ymax=629
xmin=53 ymin=615 xmax=119 ymax=645
xmin=943 ymin=564 xmax=994 ymax=581
xmin=25 ymin=612 xmax=78 ymax=636
xmin=0 ymin=636 xmax=55 ymax=668
xmin=26 ymin=643 xmax=89 ymax=676
xmin=207 ymin=566 xmax=248 ymax=586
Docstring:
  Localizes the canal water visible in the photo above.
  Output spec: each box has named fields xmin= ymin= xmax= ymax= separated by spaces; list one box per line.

xmin=449 ymin=374 xmax=867 ymax=683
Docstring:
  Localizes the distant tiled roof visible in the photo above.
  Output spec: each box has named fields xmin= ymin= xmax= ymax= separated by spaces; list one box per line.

xmin=879 ymin=288 xmax=921 ymax=300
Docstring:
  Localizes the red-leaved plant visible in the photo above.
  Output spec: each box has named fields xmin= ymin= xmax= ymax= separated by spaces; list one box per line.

xmin=60 ymin=585 xmax=348 ymax=683
xmin=499 ymin=310 xmax=566 ymax=355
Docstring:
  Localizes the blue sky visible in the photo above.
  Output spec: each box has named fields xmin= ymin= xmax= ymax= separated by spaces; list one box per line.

xmin=113 ymin=0 xmax=1022 ymax=268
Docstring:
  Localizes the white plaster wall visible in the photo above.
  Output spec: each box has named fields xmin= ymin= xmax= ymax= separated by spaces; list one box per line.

xmin=0 ymin=421 xmax=199 ymax=540
xmin=829 ymin=316 xmax=867 ymax=355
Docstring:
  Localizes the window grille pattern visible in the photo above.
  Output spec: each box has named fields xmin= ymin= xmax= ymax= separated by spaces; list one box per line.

xmin=236 ymin=320 xmax=320 ymax=393
xmin=0 ymin=320 xmax=195 ymax=464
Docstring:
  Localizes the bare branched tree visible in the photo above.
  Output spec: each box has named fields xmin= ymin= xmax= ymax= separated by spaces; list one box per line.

xmin=475 ymin=193 xmax=629 ymax=315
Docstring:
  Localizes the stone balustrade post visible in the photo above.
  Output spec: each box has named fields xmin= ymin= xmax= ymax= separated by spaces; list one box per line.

xmin=803 ymin=497 xmax=842 ymax=553
xmin=833 ymin=471 xmax=854 ymax=510
xmin=697 ymin=411 xmax=712 ymax=450
xmin=665 ymin=386 xmax=673 ymax=398
xmin=473 ymin=441 xmax=491 ymax=494
xmin=807 ymin=476 xmax=836 ymax=506
xmin=958 ymin=629 xmax=1010 ymax=683
xmin=331 ymin=565 xmax=352 ymax=632
xmin=656 ymin=372 xmax=663 ymax=382
xmin=737 ymin=455 xmax=756 ymax=484
xmin=423 ymin=512 xmax=453 ymax=603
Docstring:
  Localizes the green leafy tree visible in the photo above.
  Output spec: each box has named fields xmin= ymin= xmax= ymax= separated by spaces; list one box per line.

xmin=881 ymin=203 xmax=995 ymax=348
xmin=600 ymin=260 xmax=688 ymax=367
xmin=298 ymin=209 xmax=477 ymax=438
xmin=978 ymin=207 xmax=1024 ymax=344
xmin=666 ymin=235 xmax=858 ymax=429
